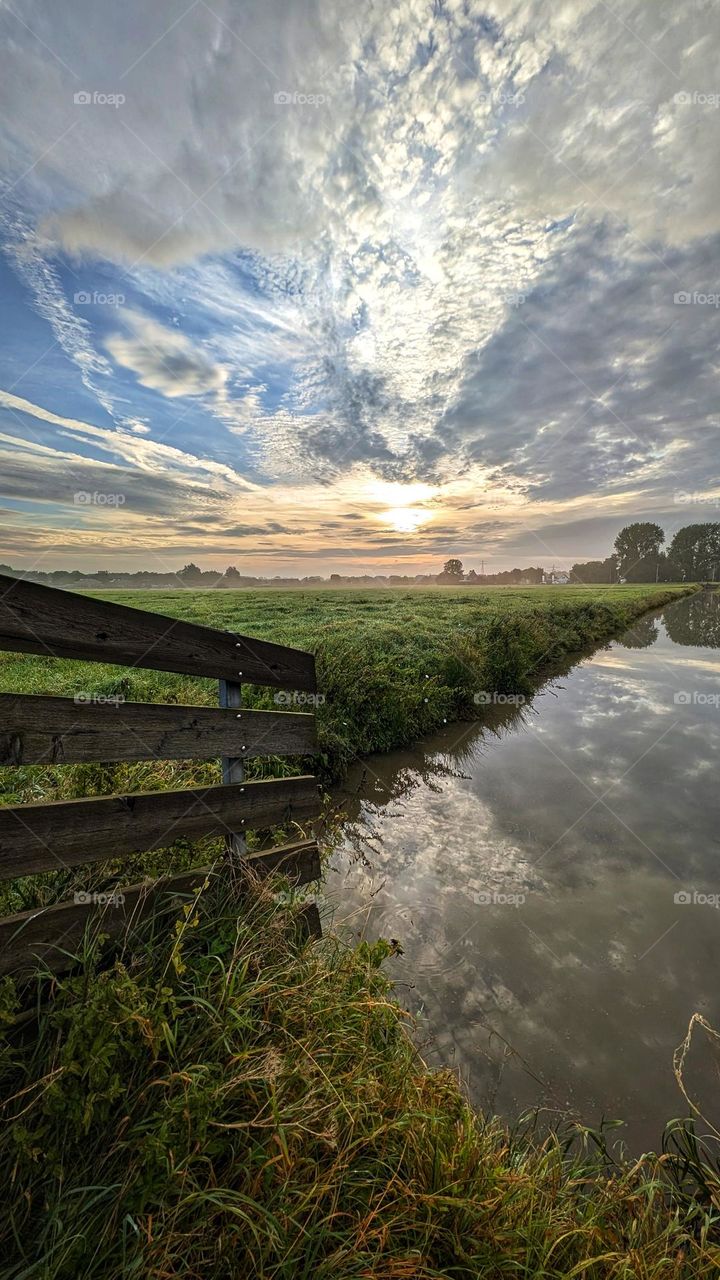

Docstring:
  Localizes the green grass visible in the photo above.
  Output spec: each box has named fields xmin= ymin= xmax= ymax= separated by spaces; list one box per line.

xmin=1 ymin=874 xmax=718 ymax=1279
xmin=0 ymin=583 xmax=695 ymax=916
xmin=0 ymin=583 xmax=695 ymax=771
xmin=1 ymin=583 xmax=716 ymax=1276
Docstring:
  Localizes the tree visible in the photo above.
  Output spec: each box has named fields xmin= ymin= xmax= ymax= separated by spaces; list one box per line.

xmin=178 ymin=562 xmax=203 ymax=585
xmin=570 ymin=555 xmax=617 ymax=584
xmin=668 ymin=524 xmax=720 ymax=582
xmin=441 ymin=559 xmax=464 ymax=579
xmin=224 ymin=565 xmax=241 ymax=582
xmin=655 ymin=551 xmax=674 ymax=582
xmin=613 ymin=523 xmax=664 ymax=582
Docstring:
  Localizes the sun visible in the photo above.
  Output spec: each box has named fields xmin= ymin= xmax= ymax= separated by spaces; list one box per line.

xmin=383 ymin=506 xmax=432 ymax=533
xmin=362 ymin=479 xmax=436 ymax=535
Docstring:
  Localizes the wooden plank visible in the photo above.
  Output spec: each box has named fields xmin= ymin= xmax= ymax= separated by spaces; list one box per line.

xmin=0 ymin=841 xmax=321 ymax=978
xmin=0 ymin=776 xmax=321 ymax=880
xmin=0 ymin=573 xmax=316 ymax=690
xmin=219 ymin=678 xmax=246 ymax=861
xmin=0 ymin=693 xmax=316 ymax=764
xmin=297 ymin=901 xmax=322 ymax=941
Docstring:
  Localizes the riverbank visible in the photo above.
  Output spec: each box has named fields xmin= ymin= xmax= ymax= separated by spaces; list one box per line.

xmin=0 ymin=582 xmax=697 ymax=783
xmin=2 ymin=584 xmax=717 ymax=1276
xmin=1 ymin=874 xmax=717 ymax=1278
xmin=326 ymin=588 xmax=720 ymax=1155
xmin=0 ymin=583 xmax=696 ymax=916
xmin=308 ymin=583 xmax=697 ymax=774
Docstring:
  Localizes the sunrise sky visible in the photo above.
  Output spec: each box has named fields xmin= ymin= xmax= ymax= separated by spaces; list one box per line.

xmin=1 ymin=0 xmax=719 ymax=575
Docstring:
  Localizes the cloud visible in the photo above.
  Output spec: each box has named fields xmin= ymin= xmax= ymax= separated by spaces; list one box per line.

xmin=5 ymin=229 xmax=117 ymax=419
xmin=105 ymin=310 xmax=227 ymax=398
xmin=434 ymin=222 xmax=720 ymax=500
xmin=1 ymin=0 xmax=719 ymax=567
xmin=0 ymin=389 xmax=253 ymax=486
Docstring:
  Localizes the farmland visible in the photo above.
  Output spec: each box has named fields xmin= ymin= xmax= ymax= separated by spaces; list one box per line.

xmin=2 ymin=581 xmax=718 ymax=1279
xmin=0 ymin=581 xmax=694 ymax=914
xmin=0 ymin=582 xmax=695 ymax=760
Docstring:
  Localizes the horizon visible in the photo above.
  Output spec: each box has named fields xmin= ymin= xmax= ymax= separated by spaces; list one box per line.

xmin=1 ymin=2 xmax=719 ymax=572
xmin=0 ymin=559 xmax=559 ymax=579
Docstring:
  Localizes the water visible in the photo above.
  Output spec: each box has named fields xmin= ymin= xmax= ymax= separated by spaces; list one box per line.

xmin=326 ymin=592 xmax=720 ymax=1154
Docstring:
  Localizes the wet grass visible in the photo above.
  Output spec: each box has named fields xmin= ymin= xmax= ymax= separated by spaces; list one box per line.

xmin=0 ymin=583 xmax=695 ymax=782
xmin=1 ymin=585 xmax=716 ymax=1275
xmin=1 ymin=874 xmax=718 ymax=1279
xmin=0 ymin=583 xmax=695 ymax=915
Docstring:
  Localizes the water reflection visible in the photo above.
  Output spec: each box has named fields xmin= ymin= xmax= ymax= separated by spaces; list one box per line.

xmin=620 ymin=613 xmax=659 ymax=648
xmin=664 ymin=590 xmax=720 ymax=647
xmin=326 ymin=592 xmax=720 ymax=1153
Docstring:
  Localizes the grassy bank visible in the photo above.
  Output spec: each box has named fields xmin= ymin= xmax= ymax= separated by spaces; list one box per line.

xmin=0 ymin=583 xmax=695 ymax=779
xmin=0 ymin=584 xmax=695 ymax=915
xmin=0 ymin=585 xmax=714 ymax=1276
xmin=1 ymin=875 xmax=717 ymax=1278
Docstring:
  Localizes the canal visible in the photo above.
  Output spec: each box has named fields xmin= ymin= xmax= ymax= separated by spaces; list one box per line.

xmin=327 ymin=591 xmax=720 ymax=1153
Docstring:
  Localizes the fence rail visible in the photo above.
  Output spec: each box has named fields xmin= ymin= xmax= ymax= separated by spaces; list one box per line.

xmin=0 ymin=693 xmax=316 ymax=764
xmin=0 ymin=571 xmax=317 ymax=689
xmin=0 ymin=843 xmax=321 ymax=979
xmin=0 ymin=576 xmax=321 ymax=980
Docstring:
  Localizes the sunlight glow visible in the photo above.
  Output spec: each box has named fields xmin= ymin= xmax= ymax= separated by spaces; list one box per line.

xmin=363 ymin=479 xmax=437 ymax=535
xmin=364 ymin=480 xmax=436 ymax=507
xmin=383 ymin=506 xmax=432 ymax=533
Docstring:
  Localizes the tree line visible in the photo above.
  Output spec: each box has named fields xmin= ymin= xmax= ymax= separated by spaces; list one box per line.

xmin=438 ymin=560 xmax=544 ymax=584
xmin=2 ymin=522 xmax=717 ymax=592
xmin=437 ymin=523 xmax=720 ymax=585
xmin=571 ymin=522 xmax=720 ymax=584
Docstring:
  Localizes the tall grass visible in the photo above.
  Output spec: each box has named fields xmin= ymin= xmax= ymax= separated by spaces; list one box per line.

xmin=1 ymin=874 xmax=718 ymax=1279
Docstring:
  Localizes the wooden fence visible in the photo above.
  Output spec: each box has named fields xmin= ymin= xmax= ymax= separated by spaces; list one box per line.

xmin=0 ymin=573 xmax=322 ymax=978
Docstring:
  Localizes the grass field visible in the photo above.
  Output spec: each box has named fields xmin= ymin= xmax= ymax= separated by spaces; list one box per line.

xmin=0 ymin=582 xmax=694 ymax=915
xmin=2 ymin=582 xmax=717 ymax=1277
xmin=0 ymin=581 xmax=695 ymax=751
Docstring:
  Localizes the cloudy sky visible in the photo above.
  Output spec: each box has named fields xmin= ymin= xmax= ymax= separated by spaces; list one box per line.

xmin=1 ymin=0 xmax=719 ymax=575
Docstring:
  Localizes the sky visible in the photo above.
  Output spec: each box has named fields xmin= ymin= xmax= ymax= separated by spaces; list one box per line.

xmin=0 ymin=0 xmax=719 ymax=576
